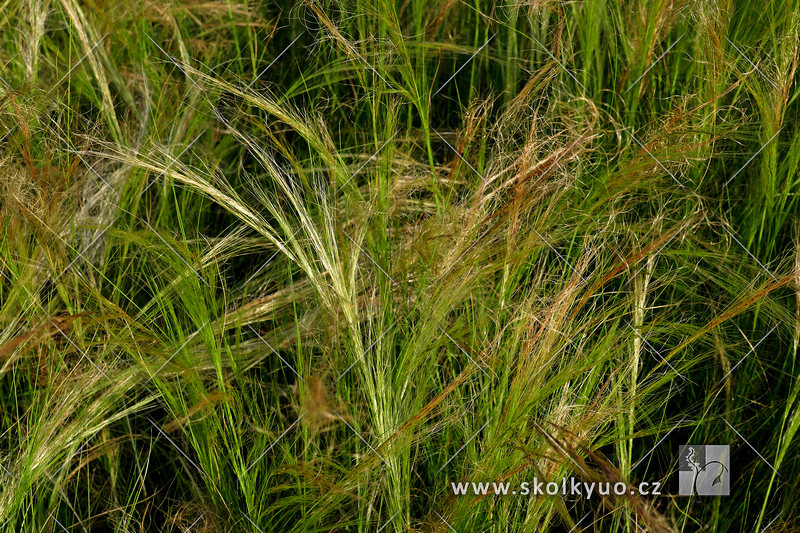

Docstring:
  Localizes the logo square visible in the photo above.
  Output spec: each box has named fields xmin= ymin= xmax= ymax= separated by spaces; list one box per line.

xmin=678 ymin=445 xmax=730 ymax=496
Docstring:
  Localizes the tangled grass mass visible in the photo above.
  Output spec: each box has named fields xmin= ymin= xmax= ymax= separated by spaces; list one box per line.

xmin=1 ymin=0 xmax=800 ymax=531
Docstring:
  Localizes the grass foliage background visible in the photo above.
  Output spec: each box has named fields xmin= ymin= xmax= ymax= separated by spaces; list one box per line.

xmin=1 ymin=0 xmax=800 ymax=531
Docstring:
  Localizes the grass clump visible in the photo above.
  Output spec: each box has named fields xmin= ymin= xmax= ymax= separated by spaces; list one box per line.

xmin=1 ymin=0 xmax=800 ymax=531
